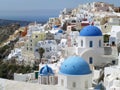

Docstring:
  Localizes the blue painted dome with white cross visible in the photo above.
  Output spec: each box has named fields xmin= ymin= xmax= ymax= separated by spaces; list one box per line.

xmin=59 ymin=56 xmax=91 ymax=75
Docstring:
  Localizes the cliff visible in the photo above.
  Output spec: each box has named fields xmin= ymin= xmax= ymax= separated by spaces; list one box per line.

xmin=0 ymin=23 xmax=20 ymax=45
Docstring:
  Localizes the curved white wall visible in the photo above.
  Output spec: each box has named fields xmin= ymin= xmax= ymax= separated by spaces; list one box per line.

xmin=58 ymin=74 xmax=92 ymax=90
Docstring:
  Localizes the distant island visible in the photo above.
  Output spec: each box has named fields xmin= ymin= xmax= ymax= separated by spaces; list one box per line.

xmin=0 ymin=19 xmax=47 ymax=27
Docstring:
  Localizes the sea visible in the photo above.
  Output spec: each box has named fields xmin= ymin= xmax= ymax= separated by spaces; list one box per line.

xmin=0 ymin=9 xmax=61 ymax=23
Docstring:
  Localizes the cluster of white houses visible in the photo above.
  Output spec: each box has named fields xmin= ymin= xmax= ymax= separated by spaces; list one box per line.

xmin=6 ymin=2 xmax=120 ymax=90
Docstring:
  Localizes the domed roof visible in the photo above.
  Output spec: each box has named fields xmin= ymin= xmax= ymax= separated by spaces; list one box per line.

xmin=58 ymin=29 xmax=63 ymax=33
xmin=59 ymin=56 xmax=91 ymax=75
xmin=39 ymin=65 xmax=54 ymax=76
xmin=79 ymin=25 xmax=102 ymax=36
xmin=53 ymin=25 xmax=58 ymax=29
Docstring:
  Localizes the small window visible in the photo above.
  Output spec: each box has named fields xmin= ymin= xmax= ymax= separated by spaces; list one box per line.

xmin=81 ymin=40 xmax=83 ymax=47
xmin=99 ymin=40 xmax=101 ymax=47
xmin=50 ymin=47 xmax=52 ymax=51
xmin=30 ymin=40 xmax=32 ymax=42
xmin=85 ymin=81 xmax=88 ymax=88
xmin=43 ymin=77 xmax=47 ymax=85
xmin=61 ymin=79 xmax=64 ymax=86
xmin=71 ymin=20 xmax=76 ymax=23
xmin=36 ymin=49 xmax=38 ymax=52
xmin=46 ymin=48 xmax=49 ymax=52
xmin=89 ymin=41 xmax=93 ymax=47
xmin=50 ymin=77 xmax=52 ymax=83
xmin=36 ymin=35 xmax=38 ymax=38
xmin=112 ymin=60 xmax=116 ymax=64
xmin=30 ymin=48 xmax=32 ymax=51
xmin=30 ymin=44 xmax=32 ymax=46
xmin=89 ymin=57 xmax=93 ymax=64
xmin=72 ymin=82 xmax=76 ymax=88
xmin=112 ymin=41 xmax=115 ymax=46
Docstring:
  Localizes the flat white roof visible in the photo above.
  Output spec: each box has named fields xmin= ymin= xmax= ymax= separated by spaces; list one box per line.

xmin=0 ymin=78 xmax=67 ymax=90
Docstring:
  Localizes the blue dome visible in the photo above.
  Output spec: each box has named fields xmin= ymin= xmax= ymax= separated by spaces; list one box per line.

xmin=59 ymin=56 xmax=91 ymax=75
xmin=80 ymin=25 xmax=102 ymax=36
xmin=53 ymin=25 xmax=58 ymax=29
xmin=40 ymin=65 xmax=54 ymax=76
xmin=58 ymin=30 xmax=63 ymax=33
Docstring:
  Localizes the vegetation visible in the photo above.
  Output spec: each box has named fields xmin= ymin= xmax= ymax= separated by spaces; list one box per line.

xmin=103 ymin=34 xmax=110 ymax=43
xmin=0 ymin=45 xmax=10 ymax=59
xmin=117 ymin=45 xmax=120 ymax=54
xmin=38 ymin=47 xmax=45 ymax=63
xmin=0 ymin=23 xmax=20 ymax=44
xmin=0 ymin=42 xmax=38 ymax=79
xmin=0 ymin=59 xmax=32 ymax=79
xmin=0 ymin=37 xmax=19 ymax=59
xmin=62 ymin=21 xmax=69 ymax=30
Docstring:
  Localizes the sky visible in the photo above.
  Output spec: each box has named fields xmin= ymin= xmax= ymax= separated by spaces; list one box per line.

xmin=0 ymin=0 xmax=119 ymax=11
xmin=0 ymin=0 xmax=119 ymax=20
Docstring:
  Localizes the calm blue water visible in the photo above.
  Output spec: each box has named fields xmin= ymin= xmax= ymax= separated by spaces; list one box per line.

xmin=0 ymin=15 xmax=58 ymax=22
xmin=0 ymin=9 xmax=60 ymax=22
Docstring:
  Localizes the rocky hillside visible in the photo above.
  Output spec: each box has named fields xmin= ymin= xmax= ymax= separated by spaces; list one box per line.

xmin=0 ymin=23 xmax=20 ymax=45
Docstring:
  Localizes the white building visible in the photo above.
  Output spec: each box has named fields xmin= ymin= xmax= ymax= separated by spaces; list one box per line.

xmin=109 ymin=26 xmax=120 ymax=46
xmin=8 ymin=48 xmax=22 ymax=61
xmin=58 ymin=56 xmax=92 ymax=90
xmin=54 ymin=29 xmax=64 ymax=40
xmin=104 ymin=53 xmax=120 ymax=90
xmin=27 ymin=23 xmax=44 ymax=36
xmin=37 ymin=56 xmax=93 ymax=90
xmin=59 ymin=39 xmax=67 ymax=48
xmin=14 ymin=73 xmax=35 ymax=82
xmin=69 ymin=31 xmax=79 ymax=47
xmin=35 ymin=40 xmax=58 ymax=60
xmin=20 ymin=23 xmax=46 ymax=64
xmin=108 ymin=17 xmax=120 ymax=25
xmin=38 ymin=65 xmax=58 ymax=85
xmin=65 ymin=25 xmax=117 ymax=67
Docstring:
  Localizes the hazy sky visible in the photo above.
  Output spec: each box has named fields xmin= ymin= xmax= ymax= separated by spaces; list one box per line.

xmin=0 ymin=0 xmax=119 ymax=11
xmin=0 ymin=0 xmax=119 ymax=19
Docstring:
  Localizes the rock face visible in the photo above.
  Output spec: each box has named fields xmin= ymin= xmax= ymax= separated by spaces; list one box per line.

xmin=0 ymin=23 xmax=21 ymax=59
xmin=0 ymin=23 xmax=20 ymax=44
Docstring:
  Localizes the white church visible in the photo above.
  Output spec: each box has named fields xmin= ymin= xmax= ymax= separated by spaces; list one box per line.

xmin=65 ymin=25 xmax=117 ymax=67
xmin=38 ymin=56 xmax=93 ymax=90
